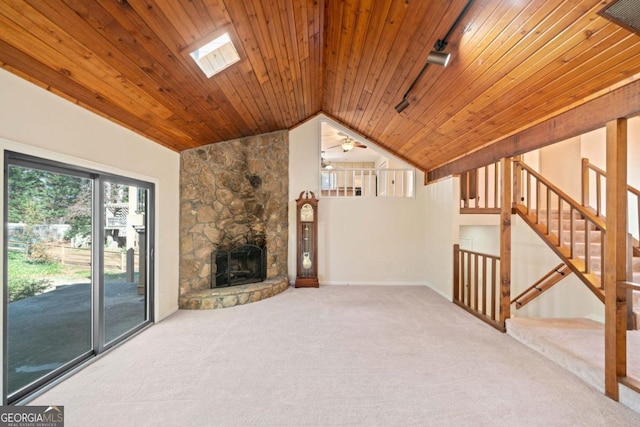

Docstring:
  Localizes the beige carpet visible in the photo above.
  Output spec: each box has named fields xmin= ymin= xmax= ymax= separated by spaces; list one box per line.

xmin=30 ymin=285 xmax=640 ymax=426
xmin=507 ymin=317 xmax=640 ymax=412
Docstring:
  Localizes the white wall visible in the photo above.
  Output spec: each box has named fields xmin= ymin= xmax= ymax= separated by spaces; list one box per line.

xmin=424 ymin=177 xmax=459 ymax=299
xmin=288 ymin=115 xmax=428 ymax=285
xmin=511 ymin=216 xmax=604 ymax=320
xmin=0 ymin=69 xmax=181 ymax=324
xmin=539 ymin=136 xmax=582 ymax=202
xmin=581 ymin=118 xmax=640 ymax=238
xmin=459 ymin=225 xmax=500 ymax=255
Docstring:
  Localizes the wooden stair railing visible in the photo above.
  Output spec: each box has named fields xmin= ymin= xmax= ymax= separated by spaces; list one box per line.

xmin=582 ymin=158 xmax=640 ymax=257
xmin=453 ymin=244 xmax=504 ymax=331
xmin=460 ymin=161 xmax=501 ymax=213
xmin=511 ymin=263 xmax=572 ymax=309
xmin=513 ymin=159 xmax=606 ymax=303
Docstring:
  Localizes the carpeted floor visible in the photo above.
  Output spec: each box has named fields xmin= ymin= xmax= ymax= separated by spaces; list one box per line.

xmin=507 ymin=317 xmax=640 ymax=412
xmin=30 ymin=285 xmax=640 ymax=426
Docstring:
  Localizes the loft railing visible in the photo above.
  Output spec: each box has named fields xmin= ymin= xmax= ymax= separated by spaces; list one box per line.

xmin=513 ymin=159 xmax=606 ymax=296
xmin=582 ymin=158 xmax=640 ymax=255
xmin=453 ymin=244 xmax=504 ymax=331
xmin=460 ymin=162 xmax=501 ymax=213
xmin=320 ymin=168 xmax=414 ymax=198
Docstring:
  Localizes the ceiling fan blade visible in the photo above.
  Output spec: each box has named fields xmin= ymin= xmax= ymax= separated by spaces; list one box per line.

xmin=354 ymin=142 xmax=367 ymax=149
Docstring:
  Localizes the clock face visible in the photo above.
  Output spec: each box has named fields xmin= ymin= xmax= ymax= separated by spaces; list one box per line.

xmin=300 ymin=203 xmax=314 ymax=222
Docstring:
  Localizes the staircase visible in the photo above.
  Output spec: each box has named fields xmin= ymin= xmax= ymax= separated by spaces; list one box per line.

xmin=512 ymin=159 xmax=640 ymax=326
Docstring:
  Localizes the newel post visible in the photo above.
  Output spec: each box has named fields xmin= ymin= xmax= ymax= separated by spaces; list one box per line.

xmin=499 ymin=157 xmax=512 ymax=330
xmin=604 ymin=118 xmax=628 ymax=400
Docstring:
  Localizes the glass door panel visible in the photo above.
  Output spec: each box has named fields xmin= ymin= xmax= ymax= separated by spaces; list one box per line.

xmin=6 ymin=164 xmax=93 ymax=398
xmin=103 ymin=182 xmax=149 ymax=344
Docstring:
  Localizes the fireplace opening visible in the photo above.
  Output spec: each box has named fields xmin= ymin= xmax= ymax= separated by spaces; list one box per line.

xmin=213 ymin=244 xmax=266 ymax=288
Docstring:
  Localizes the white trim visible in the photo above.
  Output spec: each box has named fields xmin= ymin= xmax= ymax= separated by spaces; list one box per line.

xmin=317 ymin=281 xmax=428 ymax=286
xmin=424 ymin=281 xmax=453 ymax=302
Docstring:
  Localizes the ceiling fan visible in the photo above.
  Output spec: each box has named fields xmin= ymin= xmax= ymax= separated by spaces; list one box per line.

xmin=329 ymin=136 xmax=367 ymax=152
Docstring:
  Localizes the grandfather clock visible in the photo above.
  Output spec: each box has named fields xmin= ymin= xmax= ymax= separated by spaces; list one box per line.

xmin=295 ymin=191 xmax=319 ymax=288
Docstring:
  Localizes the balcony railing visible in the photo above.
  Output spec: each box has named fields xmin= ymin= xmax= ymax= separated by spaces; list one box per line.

xmin=320 ymin=168 xmax=414 ymax=198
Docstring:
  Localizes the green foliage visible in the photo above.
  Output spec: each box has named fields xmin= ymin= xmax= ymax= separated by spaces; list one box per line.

xmin=8 ymin=165 xmax=93 ymax=237
xmin=8 ymin=277 xmax=51 ymax=302
xmin=26 ymin=242 xmax=52 ymax=264
xmin=8 ymin=251 xmax=62 ymax=277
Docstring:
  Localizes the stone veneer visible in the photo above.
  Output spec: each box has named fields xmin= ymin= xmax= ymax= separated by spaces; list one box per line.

xmin=179 ymin=130 xmax=288 ymax=308
xmin=179 ymin=277 xmax=289 ymax=310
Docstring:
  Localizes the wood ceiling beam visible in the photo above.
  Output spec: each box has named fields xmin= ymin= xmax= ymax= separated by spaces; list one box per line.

xmin=427 ymin=77 xmax=640 ymax=182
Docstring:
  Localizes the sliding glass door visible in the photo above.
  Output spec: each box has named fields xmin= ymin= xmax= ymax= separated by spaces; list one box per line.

xmin=102 ymin=181 xmax=151 ymax=345
xmin=4 ymin=152 xmax=154 ymax=403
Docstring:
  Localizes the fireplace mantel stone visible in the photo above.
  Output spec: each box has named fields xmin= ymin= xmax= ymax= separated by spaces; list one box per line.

xmin=179 ymin=277 xmax=289 ymax=310
xmin=179 ymin=130 xmax=289 ymax=308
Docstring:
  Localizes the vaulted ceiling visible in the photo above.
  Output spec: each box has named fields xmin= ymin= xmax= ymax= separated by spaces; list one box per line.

xmin=1 ymin=0 xmax=640 ymax=175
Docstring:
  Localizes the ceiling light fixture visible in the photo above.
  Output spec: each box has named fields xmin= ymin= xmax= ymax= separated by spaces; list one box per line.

xmin=341 ymin=138 xmax=355 ymax=152
xmin=395 ymin=0 xmax=475 ymax=113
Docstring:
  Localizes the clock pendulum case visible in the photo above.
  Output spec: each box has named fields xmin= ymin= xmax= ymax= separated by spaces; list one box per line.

xmin=295 ymin=190 xmax=319 ymax=288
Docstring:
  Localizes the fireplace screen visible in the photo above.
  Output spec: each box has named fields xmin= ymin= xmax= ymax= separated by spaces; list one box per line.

xmin=213 ymin=245 xmax=266 ymax=288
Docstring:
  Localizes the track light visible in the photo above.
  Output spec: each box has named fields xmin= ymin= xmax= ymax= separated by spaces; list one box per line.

xmin=427 ymin=50 xmax=451 ymax=67
xmin=395 ymin=98 xmax=410 ymax=113
xmin=394 ymin=0 xmax=475 ymax=114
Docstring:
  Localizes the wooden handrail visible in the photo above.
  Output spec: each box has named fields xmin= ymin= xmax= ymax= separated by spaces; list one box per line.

xmin=513 ymin=159 xmax=606 ymax=293
xmin=582 ymin=157 xmax=640 ymax=255
xmin=583 ymin=158 xmax=640 ymax=198
xmin=511 ymin=263 xmax=572 ymax=309
xmin=515 ymin=160 xmax=606 ymax=229
xmin=618 ymin=281 xmax=640 ymax=292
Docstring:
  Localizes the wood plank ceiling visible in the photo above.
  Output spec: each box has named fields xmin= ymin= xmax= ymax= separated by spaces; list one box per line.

xmin=1 ymin=0 xmax=639 ymax=175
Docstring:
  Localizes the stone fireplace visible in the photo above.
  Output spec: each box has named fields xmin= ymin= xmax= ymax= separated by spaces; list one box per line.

xmin=213 ymin=244 xmax=266 ymax=288
xmin=179 ymin=131 xmax=289 ymax=309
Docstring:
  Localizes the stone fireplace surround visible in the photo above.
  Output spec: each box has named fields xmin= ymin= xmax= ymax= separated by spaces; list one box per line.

xmin=179 ymin=130 xmax=289 ymax=309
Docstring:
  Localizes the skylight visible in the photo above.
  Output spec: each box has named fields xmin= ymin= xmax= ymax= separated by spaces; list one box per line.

xmin=189 ymin=33 xmax=240 ymax=78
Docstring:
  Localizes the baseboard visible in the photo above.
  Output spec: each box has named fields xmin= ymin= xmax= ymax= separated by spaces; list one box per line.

xmin=423 ymin=282 xmax=453 ymax=301
xmin=585 ymin=313 xmax=605 ymax=324
xmin=317 ymin=281 xmax=427 ymax=287
xmin=157 ymin=305 xmax=179 ymax=322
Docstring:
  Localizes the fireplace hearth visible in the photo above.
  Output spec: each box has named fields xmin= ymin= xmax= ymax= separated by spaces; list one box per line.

xmin=213 ymin=245 xmax=266 ymax=288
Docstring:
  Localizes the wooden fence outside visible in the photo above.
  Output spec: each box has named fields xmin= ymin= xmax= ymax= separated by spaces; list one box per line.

xmin=8 ymin=240 xmax=136 ymax=272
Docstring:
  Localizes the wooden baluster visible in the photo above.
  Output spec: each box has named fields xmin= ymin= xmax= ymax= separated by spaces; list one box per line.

xmin=558 ymin=199 xmax=563 ymax=247
xmin=536 ymin=179 xmax=541 ymax=224
xmin=493 ymin=163 xmax=500 ymax=208
xmin=596 ymin=171 xmax=602 ymax=216
xmin=544 ymin=185 xmax=550 ymax=233
xmin=491 ymin=258 xmax=497 ymax=321
xmin=484 ymin=165 xmax=489 ymax=209
xmin=473 ymin=253 xmax=479 ymax=310
xmin=481 ymin=256 xmax=487 ymax=316
xmin=570 ymin=206 xmax=575 ymax=259
xmin=526 ymin=170 xmax=531 ymax=214
xmin=453 ymin=244 xmax=460 ymax=302
xmin=465 ymin=252 xmax=472 ymax=307
xmin=582 ymin=158 xmax=590 ymax=208
xmin=585 ymin=220 xmax=591 ymax=274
